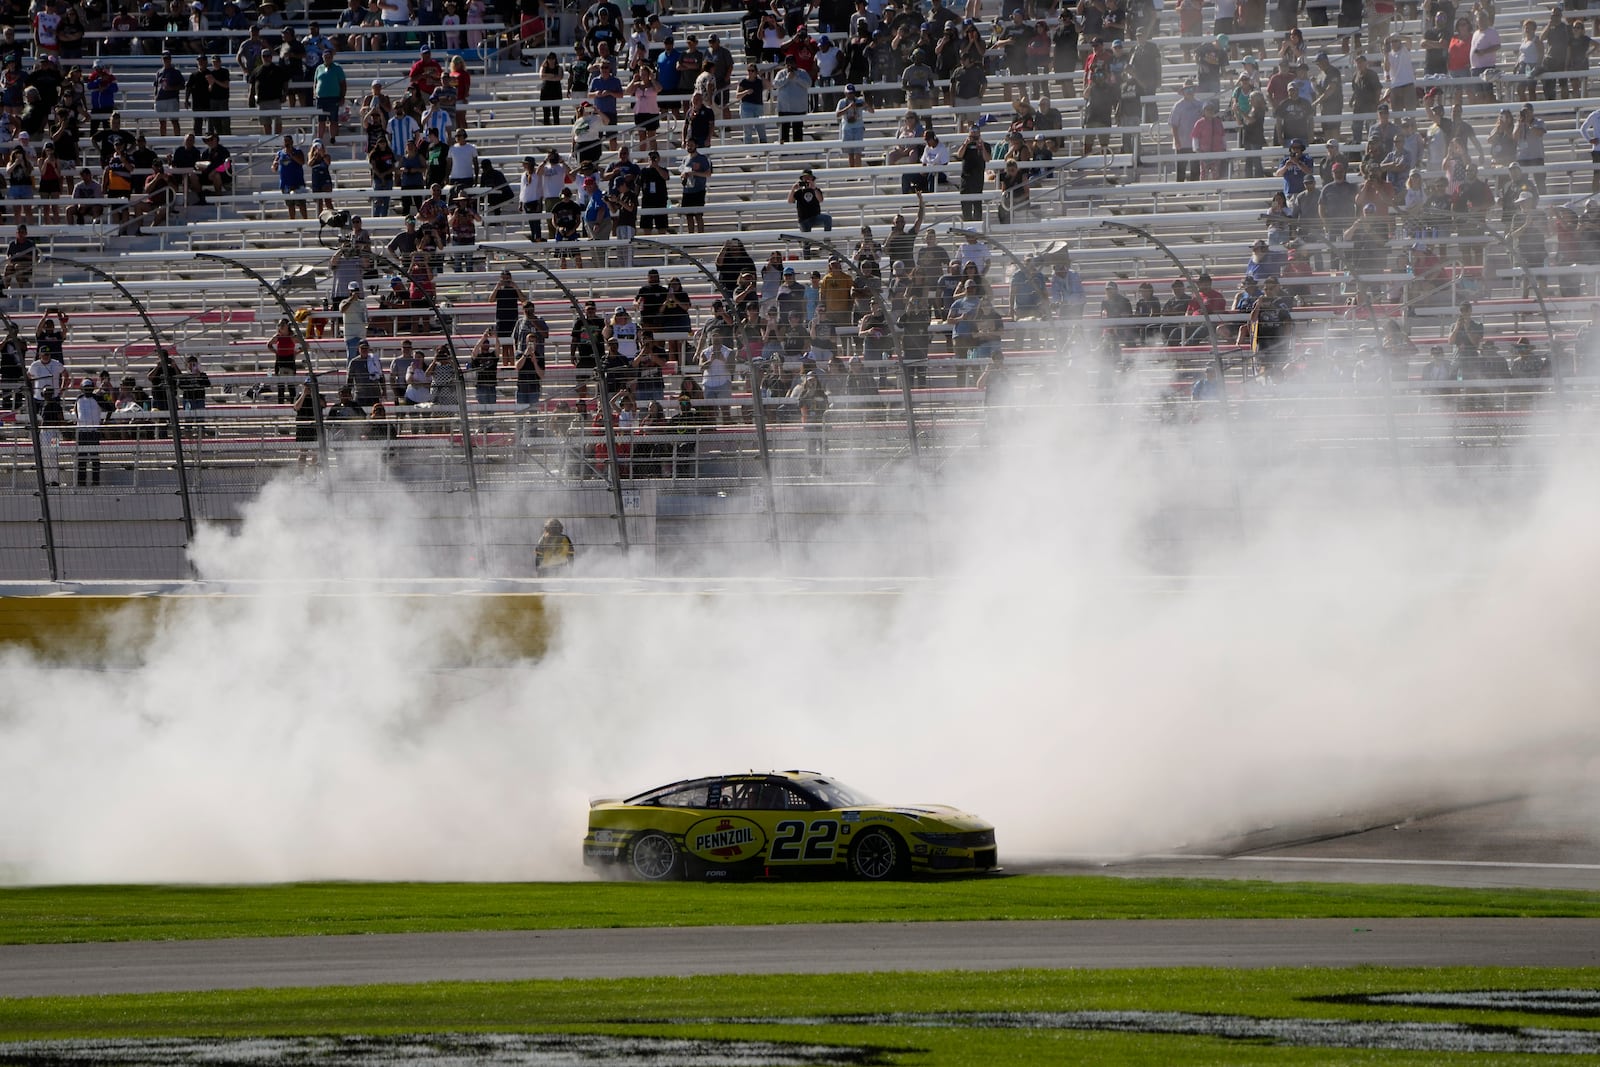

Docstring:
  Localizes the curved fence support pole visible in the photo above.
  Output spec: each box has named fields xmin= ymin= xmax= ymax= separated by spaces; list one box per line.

xmin=947 ymin=223 xmax=1080 ymax=377
xmin=193 ymin=252 xmax=330 ymax=467
xmin=1091 ymin=220 xmax=1243 ymax=531
xmin=746 ymin=364 xmax=783 ymax=567
xmin=372 ymin=250 xmax=488 ymax=572
xmin=21 ymin=382 xmax=59 ymax=580
xmin=3 ymin=307 xmax=56 ymax=580
xmin=481 ymin=244 xmax=631 ymax=558
xmin=628 ymin=235 xmax=727 ymax=295
xmin=1093 ymin=220 xmax=1229 ymax=396
xmin=896 ymin=359 xmax=922 ymax=468
xmin=1353 ymin=284 xmax=1406 ymax=481
xmin=1485 ymin=219 xmax=1566 ymax=398
xmin=44 ymin=254 xmax=195 ymax=546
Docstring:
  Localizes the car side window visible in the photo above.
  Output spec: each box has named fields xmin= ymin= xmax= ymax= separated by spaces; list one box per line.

xmin=758 ymin=782 xmax=816 ymax=810
xmin=651 ymin=782 xmax=711 ymax=808
xmin=720 ymin=780 xmax=762 ymax=810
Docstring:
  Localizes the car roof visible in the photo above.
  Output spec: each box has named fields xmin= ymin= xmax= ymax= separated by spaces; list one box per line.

xmin=625 ymin=770 xmax=826 ymax=799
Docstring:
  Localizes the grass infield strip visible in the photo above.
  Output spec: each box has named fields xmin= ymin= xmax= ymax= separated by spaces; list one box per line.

xmin=3 ymin=876 xmax=1600 ymax=945
xmin=2 ymin=967 xmax=1599 ymax=1064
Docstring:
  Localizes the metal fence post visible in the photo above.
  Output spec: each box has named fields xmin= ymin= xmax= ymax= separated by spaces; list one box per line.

xmin=22 ymin=384 xmax=58 ymax=581
xmin=480 ymin=244 xmax=631 ymax=557
xmin=897 ymin=359 xmax=922 ymax=468
xmin=372 ymin=250 xmax=489 ymax=572
xmin=747 ymin=362 xmax=782 ymax=566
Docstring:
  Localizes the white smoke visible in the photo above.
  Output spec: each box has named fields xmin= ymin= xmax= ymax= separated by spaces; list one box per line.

xmin=1 ymin=376 xmax=1597 ymax=883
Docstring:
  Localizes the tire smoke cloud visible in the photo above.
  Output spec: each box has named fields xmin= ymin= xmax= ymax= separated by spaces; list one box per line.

xmin=1 ymin=387 xmax=1597 ymax=883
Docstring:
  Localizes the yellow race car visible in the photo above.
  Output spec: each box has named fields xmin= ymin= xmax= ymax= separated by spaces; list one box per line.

xmin=583 ymin=770 xmax=997 ymax=881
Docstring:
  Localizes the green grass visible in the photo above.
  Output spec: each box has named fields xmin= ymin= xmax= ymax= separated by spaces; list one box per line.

xmin=3 ymin=876 xmax=1599 ymax=944
xmin=2 ymin=967 xmax=1598 ymax=1064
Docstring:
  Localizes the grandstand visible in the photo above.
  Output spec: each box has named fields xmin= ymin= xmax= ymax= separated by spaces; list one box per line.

xmin=1 ymin=0 xmax=1598 ymax=580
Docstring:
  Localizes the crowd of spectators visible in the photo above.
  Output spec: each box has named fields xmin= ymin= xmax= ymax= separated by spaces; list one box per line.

xmin=2 ymin=0 xmax=1599 ymax=482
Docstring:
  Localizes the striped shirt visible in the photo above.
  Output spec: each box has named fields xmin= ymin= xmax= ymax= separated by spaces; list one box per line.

xmin=420 ymin=107 xmax=453 ymax=143
xmin=386 ymin=113 xmax=419 ymax=157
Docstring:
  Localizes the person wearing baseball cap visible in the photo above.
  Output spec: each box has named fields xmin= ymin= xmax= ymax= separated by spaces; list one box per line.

xmin=409 ymin=41 xmax=442 ymax=96
xmin=154 ymin=49 xmax=184 ymax=137
xmin=73 ymin=374 xmax=104 ymax=487
xmin=340 ymin=280 xmax=368 ymax=365
xmin=836 ymin=83 xmax=867 ymax=166
xmin=1170 ymin=81 xmax=1204 ymax=182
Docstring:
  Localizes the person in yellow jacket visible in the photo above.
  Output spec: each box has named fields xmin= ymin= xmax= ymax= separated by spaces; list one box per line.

xmin=535 ymin=518 xmax=575 ymax=575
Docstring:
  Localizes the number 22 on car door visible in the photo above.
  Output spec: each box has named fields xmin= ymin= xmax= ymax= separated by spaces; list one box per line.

xmin=766 ymin=818 xmax=839 ymax=863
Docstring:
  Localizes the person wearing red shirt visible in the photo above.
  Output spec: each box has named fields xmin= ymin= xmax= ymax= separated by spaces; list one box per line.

xmin=409 ymin=45 xmax=443 ymax=94
xmin=779 ymin=26 xmax=819 ymax=77
xmin=1082 ymin=38 xmax=1111 ymax=79
xmin=265 ymin=317 xmax=300 ymax=403
xmin=1185 ymin=271 xmax=1227 ymax=345
xmin=1265 ymin=60 xmax=1292 ymax=107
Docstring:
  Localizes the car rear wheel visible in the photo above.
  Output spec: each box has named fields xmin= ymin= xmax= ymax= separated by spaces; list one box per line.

xmin=849 ymin=828 xmax=906 ymax=881
xmin=628 ymin=831 xmax=682 ymax=881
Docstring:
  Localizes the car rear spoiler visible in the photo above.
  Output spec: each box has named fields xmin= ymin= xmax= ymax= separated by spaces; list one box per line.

xmin=589 ymin=796 xmax=622 ymax=808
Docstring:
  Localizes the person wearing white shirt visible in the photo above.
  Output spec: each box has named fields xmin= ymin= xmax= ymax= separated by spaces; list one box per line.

xmin=1168 ymin=82 xmax=1205 ymax=181
xmin=379 ymin=0 xmax=410 ymax=29
xmin=814 ymin=37 xmax=841 ymax=84
xmin=404 ymin=353 xmax=432 ymax=404
xmin=534 ymin=149 xmax=570 ymax=242
xmin=919 ymin=130 xmax=949 ymax=193
xmin=1384 ymin=35 xmax=1416 ymax=112
xmin=340 ymin=282 xmax=369 ymax=363
xmin=1582 ymin=106 xmax=1600 ymax=193
xmin=1470 ymin=13 xmax=1501 ymax=77
xmin=446 ymin=129 xmax=478 ymax=183
xmin=1214 ymin=0 xmax=1239 ymax=40
xmin=517 ymin=154 xmax=543 ymax=239
xmin=956 ymin=231 xmax=991 ymax=275
xmin=74 ymin=381 xmax=103 ymax=487
xmin=33 ymin=7 xmax=61 ymax=55
xmin=699 ymin=341 xmax=733 ymax=419
xmin=28 ymin=354 xmax=63 ymax=399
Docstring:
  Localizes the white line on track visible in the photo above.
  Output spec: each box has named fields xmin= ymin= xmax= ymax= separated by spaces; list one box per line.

xmin=1131 ymin=854 xmax=1600 ymax=871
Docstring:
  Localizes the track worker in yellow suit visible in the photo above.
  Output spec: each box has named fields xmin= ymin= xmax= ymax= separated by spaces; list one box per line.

xmin=534 ymin=518 xmax=575 ymax=575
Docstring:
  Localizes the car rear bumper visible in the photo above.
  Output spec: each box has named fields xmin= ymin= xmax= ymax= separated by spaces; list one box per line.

xmin=582 ymin=832 xmax=629 ymax=868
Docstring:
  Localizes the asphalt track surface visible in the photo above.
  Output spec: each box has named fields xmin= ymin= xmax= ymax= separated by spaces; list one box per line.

xmin=5 ymin=917 xmax=1600 ymax=998
xmin=3 ymin=793 xmax=1598 ymax=998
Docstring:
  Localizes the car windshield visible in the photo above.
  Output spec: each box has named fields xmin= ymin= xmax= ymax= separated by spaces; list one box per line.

xmin=806 ymin=778 xmax=878 ymax=809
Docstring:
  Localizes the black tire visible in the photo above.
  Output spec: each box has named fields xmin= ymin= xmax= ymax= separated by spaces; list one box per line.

xmin=628 ymin=830 xmax=682 ymax=882
xmin=849 ymin=827 xmax=906 ymax=881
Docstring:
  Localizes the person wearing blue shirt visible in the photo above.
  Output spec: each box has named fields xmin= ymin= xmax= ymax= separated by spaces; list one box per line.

xmin=588 ymin=60 xmax=623 ymax=145
xmin=272 ymin=133 xmax=307 ymax=219
xmin=656 ymin=38 xmax=681 ymax=115
xmin=1232 ymin=276 xmax=1261 ymax=316
xmin=1242 ymin=239 xmax=1283 ymax=281
xmin=87 ymin=63 xmax=118 ymax=133
xmin=603 ymin=146 xmax=639 ymax=193
xmin=152 ymin=50 xmax=185 ymax=137
xmin=679 ymin=138 xmax=711 ymax=233
xmin=1274 ymin=138 xmax=1312 ymax=197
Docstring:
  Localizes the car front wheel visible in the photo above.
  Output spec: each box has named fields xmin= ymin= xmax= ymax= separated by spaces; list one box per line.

xmin=629 ymin=831 xmax=682 ymax=881
xmin=849 ymin=828 xmax=905 ymax=881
